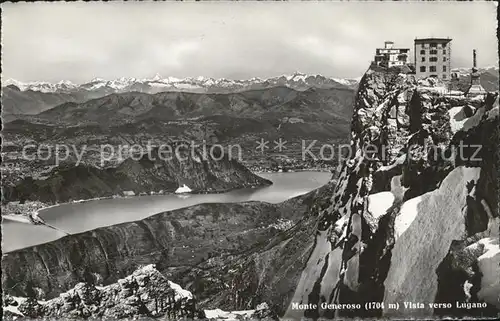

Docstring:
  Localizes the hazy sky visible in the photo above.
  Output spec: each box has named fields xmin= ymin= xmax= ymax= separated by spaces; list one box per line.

xmin=2 ymin=2 xmax=498 ymax=83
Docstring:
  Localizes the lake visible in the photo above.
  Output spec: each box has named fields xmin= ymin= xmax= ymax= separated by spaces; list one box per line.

xmin=2 ymin=171 xmax=331 ymax=253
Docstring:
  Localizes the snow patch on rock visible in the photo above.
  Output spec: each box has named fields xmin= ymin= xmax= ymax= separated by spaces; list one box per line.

xmin=390 ymin=175 xmax=408 ymax=201
xmin=368 ymin=192 xmax=395 ymax=219
xmin=394 ymin=195 xmax=423 ymax=239
xmin=449 ymin=103 xmax=495 ymax=133
xmin=384 ymin=166 xmax=481 ymax=317
xmin=448 ymin=106 xmax=469 ymax=134
xmin=476 ymin=236 xmax=500 ymax=308
xmin=204 ymin=308 xmax=255 ymax=320
xmin=3 ymin=296 xmax=27 ymax=317
xmin=168 ymin=280 xmax=193 ymax=300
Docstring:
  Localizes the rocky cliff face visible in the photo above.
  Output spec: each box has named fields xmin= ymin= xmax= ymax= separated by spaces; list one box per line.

xmin=283 ymin=67 xmax=499 ymax=319
xmin=2 ymin=145 xmax=271 ymax=204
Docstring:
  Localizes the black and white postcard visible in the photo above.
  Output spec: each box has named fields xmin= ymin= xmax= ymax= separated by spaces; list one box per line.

xmin=1 ymin=1 xmax=499 ymax=320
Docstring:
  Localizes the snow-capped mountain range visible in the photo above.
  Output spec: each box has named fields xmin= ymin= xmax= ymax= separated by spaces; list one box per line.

xmin=451 ymin=66 xmax=499 ymax=76
xmin=4 ymin=66 xmax=498 ymax=95
xmin=3 ymin=72 xmax=361 ymax=94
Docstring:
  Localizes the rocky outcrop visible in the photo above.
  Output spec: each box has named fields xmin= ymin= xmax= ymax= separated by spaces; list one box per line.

xmin=2 ymin=265 xmax=203 ymax=319
xmin=2 ymin=145 xmax=271 ymax=204
xmin=283 ymin=66 xmax=499 ymax=319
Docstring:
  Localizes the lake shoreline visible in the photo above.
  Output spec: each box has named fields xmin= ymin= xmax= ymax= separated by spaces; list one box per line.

xmin=2 ymin=171 xmax=332 ymax=253
xmin=2 ymin=169 xmax=331 ymax=222
xmin=1 ymin=176 xmax=276 ymax=222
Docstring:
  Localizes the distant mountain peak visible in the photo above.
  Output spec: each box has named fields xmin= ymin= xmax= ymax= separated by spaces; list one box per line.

xmin=57 ymin=80 xmax=75 ymax=85
xmin=152 ymin=73 xmax=163 ymax=81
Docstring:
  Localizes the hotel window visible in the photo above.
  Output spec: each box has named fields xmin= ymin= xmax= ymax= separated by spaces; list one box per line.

xmin=430 ymin=66 xmax=437 ymax=72
xmin=443 ymin=50 xmax=447 ymax=55
xmin=420 ymin=66 xmax=426 ymax=72
xmin=443 ymin=66 xmax=447 ymax=72
xmin=443 ymin=74 xmax=447 ymax=80
xmin=421 ymin=44 xmax=425 ymax=48
xmin=420 ymin=50 xmax=425 ymax=55
xmin=430 ymin=43 xmax=437 ymax=48
xmin=443 ymin=57 xmax=447 ymax=62
xmin=422 ymin=57 xmax=425 ymax=62
xmin=430 ymin=50 xmax=438 ymax=55
xmin=430 ymin=57 xmax=438 ymax=62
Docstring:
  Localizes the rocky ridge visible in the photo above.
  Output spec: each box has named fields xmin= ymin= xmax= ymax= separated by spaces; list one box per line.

xmin=3 ymin=264 xmax=276 ymax=320
xmin=19 ymin=86 xmax=354 ymax=127
xmin=3 ymin=264 xmax=200 ymax=319
xmin=2 ymin=72 xmax=358 ymax=121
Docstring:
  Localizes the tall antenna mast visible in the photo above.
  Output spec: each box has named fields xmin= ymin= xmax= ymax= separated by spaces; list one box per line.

xmin=473 ymin=49 xmax=477 ymax=69
xmin=465 ymin=48 xmax=487 ymax=97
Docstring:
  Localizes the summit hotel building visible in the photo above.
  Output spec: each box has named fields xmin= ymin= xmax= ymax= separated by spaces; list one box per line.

xmin=414 ymin=38 xmax=452 ymax=81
